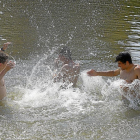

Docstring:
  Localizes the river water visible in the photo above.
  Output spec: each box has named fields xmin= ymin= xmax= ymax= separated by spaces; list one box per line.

xmin=0 ymin=0 xmax=140 ymax=139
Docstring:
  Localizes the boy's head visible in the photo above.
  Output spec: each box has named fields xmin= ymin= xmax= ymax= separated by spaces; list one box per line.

xmin=115 ymin=52 xmax=132 ymax=64
xmin=0 ymin=52 xmax=9 ymax=64
xmin=59 ymin=46 xmax=72 ymax=60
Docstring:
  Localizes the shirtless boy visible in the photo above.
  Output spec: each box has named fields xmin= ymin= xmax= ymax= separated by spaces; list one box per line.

xmin=87 ymin=52 xmax=140 ymax=98
xmin=0 ymin=42 xmax=15 ymax=100
xmin=54 ymin=47 xmax=80 ymax=87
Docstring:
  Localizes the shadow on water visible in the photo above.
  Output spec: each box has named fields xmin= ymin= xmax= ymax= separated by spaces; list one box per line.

xmin=0 ymin=100 xmax=14 ymax=120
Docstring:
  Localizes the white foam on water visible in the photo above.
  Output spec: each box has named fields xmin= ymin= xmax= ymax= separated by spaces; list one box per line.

xmin=80 ymin=71 xmax=140 ymax=110
xmin=16 ymin=53 xmax=140 ymax=113
xmin=80 ymin=71 xmax=122 ymax=101
xmin=119 ymin=79 xmax=140 ymax=110
xmin=16 ymin=54 xmax=89 ymax=114
xmin=16 ymin=69 xmax=115 ymax=111
xmin=17 ymin=82 xmax=90 ymax=116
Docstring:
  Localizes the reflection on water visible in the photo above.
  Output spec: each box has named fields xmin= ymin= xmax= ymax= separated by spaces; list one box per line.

xmin=0 ymin=0 xmax=140 ymax=139
xmin=118 ymin=1 xmax=140 ymax=63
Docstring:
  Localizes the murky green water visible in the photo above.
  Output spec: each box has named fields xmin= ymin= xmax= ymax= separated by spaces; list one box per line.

xmin=0 ymin=0 xmax=140 ymax=139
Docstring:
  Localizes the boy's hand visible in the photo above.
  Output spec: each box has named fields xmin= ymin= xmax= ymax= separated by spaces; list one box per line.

xmin=5 ymin=61 xmax=15 ymax=71
xmin=2 ymin=42 xmax=12 ymax=51
xmin=87 ymin=69 xmax=97 ymax=76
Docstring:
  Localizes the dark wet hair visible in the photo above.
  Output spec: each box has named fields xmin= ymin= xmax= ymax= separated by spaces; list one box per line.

xmin=59 ymin=46 xmax=72 ymax=60
xmin=115 ymin=52 xmax=132 ymax=64
xmin=0 ymin=52 xmax=9 ymax=64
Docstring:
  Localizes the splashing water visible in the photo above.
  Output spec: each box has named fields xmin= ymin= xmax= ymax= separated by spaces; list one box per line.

xmin=9 ymin=55 xmax=16 ymax=64
xmin=119 ymin=79 xmax=140 ymax=110
xmin=16 ymin=51 xmax=86 ymax=115
xmin=16 ymin=54 xmax=140 ymax=112
xmin=13 ymin=54 xmax=140 ymax=140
